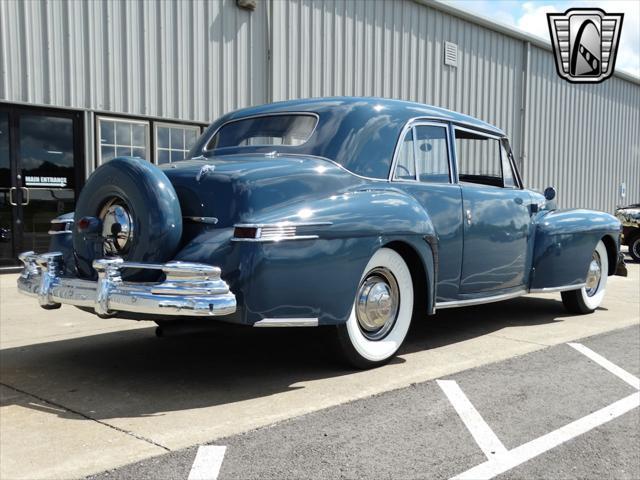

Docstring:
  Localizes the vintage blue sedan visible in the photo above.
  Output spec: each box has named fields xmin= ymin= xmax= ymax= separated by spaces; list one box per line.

xmin=17 ymin=97 xmax=626 ymax=368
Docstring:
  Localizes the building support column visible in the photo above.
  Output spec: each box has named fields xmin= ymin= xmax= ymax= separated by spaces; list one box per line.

xmin=519 ymin=41 xmax=531 ymax=178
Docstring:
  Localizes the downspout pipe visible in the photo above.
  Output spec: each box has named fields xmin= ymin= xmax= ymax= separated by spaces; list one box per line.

xmin=519 ymin=41 xmax=531 ymax=178
xmin=266 ymin=0 xmax=274 ymax=104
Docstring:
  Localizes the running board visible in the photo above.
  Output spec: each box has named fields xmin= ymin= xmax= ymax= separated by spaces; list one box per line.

xmin=435 ymin=289 xmax=527 ymax=310
xmin=436 ymin=283 xmax=586 ymax=310
xmin=529 ymin=283 xmax=586 ymax=294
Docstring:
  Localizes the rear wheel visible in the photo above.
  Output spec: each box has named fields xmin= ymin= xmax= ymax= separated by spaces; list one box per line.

xmin=336 ymin=248 xmax=414 ymax=369
xmin=561 ymin=240 xmax=608 ymax=314
xmin=628 ymin=233 xmax=640 ymax=262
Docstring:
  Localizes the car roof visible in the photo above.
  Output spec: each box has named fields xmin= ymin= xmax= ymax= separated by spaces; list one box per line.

xmin=222 ymin=96 xmax=505 ymax=136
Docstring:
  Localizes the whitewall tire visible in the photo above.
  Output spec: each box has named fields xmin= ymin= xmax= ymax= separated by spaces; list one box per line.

xmin=561 ymin=240 xmax=608 ymax=314
xmin=336 ymin=247 xmax=414 ymax=369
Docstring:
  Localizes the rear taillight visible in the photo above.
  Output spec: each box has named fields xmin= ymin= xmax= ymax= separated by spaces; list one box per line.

xmin=233 ymin=226 xmax=260 ymax=239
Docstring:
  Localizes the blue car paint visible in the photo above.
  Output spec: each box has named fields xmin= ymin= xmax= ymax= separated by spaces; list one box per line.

xmin=172 ymin=184 xmax=437 ymax=325
xmin=530 ymin=209 xmax=621 ymax=290
xmin=389 ymin=182 xmax=463 ymax=302
xmin=54 ymin=97 xmax=622 ymax=325
xmin=459 ymin=184 xmax=533 ymax=293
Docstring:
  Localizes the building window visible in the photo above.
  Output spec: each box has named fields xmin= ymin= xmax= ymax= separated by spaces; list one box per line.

xmin=98 ymin=116 xmax=149 ymax=164
xmin=155 ymin=123 xmax=201 ymax=164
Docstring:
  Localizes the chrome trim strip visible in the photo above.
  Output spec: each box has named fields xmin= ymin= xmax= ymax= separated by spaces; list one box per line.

xmin=231 ymin=221 xmax=331 ymax=243
xmin=435 ymin=289 xmax=527 ymax=310
xmin=529 ymin=283 xmax=586 ymax=293
xmin=48 ymin=216 xmax=74 ymax=235
xmin=452 ymin=124 xmax=503 ymax=140
xmin=183 ymin=216 xmax=219 ymax=225
xmin=203 ymin=111 xmax=320 ymax=153
xmin=17 ymin=251 xmax=236 ymax=317
xmin=50 ymin=217 xmax=74 ymax=224
xmin=234 ymin=221 xmax=332 ymax=228
xmin=308 ymin=155 xmax=389 ymax=182
xmin=253 ymin=318 xmax=319 ymax=327
xmin=389 ymin=117 xmax=419 ymax=182
xmin=231 ymin=235 xmax=319 ymax=243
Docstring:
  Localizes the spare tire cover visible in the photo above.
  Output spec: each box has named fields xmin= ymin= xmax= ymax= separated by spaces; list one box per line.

xmin=73 ymin=157 xmax=182 ymax=281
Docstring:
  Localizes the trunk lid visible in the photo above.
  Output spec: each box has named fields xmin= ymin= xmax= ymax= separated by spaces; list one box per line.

xmin=161 ymin=154 xmax=362 ymax=229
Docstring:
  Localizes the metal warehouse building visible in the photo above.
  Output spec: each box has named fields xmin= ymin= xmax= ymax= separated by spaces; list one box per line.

xmin=1 ymin=0 xmax=639 ymax=266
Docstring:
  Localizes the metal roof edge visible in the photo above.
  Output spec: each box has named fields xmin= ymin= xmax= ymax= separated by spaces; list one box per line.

xmin=417 ymin=0 xmax=640 ymax=86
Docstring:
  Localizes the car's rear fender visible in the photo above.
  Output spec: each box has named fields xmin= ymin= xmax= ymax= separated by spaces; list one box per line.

xmin=174 ymin=189 xmax=437 ymax=325
xmin=530 ymin=209 xmax=621 ymax=290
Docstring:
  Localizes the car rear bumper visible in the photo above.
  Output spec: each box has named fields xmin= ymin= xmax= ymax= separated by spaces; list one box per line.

xmin=16 ymin=251 xmax=237 ymax=318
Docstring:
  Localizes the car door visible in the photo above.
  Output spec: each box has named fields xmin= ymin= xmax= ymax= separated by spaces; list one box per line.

xmin=391 ymin=121 xmax=464 ymax=302
xmin=454 ymin=126 xmax=532 ymax=294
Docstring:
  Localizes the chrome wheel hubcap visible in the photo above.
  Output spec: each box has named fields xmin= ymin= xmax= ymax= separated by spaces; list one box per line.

xmin=585 ymin=251 xmax=602 ymax=297
xmin=100 ymin=199 xmax=134 ymax=256
xmin=355 ymin=267 xmax=400 ymax=341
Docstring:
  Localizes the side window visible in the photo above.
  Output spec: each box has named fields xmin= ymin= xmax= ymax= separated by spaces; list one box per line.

xmin=414 ymin=125 xmax=450 ymax=183
xmin=455 ymin=129 xmax=504 ymax=188
xmin=500 ymin=141 xmax=517 ymax=188
xmin=393 ymin=129 xmax=416 ymax=181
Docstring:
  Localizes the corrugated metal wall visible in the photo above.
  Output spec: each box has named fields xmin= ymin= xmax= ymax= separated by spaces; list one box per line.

xmin=1 ymin=0 xmax=638 ymax=212
xmin=0 ymin=0 xmax=268 ymax=122
xmin=271 ymin=0 xmax=524 ymax=158
xmin=525 ymin=44 xmax=640 ymax=212
xmin=270 ymin=0 xmax=638 ymax=212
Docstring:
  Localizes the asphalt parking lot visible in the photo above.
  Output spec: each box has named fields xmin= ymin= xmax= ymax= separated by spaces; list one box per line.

xmin=1 ymin=255 xmax=639 ymax=480
xmin=89 ymin=325 xmax=640 ymax=480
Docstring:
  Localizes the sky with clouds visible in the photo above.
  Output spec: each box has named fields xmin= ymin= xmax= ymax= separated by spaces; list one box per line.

xmin=444 ymin=0 xmax=639 ymax=77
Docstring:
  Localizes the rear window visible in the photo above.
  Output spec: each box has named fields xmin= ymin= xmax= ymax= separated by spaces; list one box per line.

xmin=207 ymin=114 xmax=317 ymax=150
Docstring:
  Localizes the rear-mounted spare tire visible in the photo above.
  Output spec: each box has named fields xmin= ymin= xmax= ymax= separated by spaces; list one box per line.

xmin=73 ymin=157 xmax=183 ymax=281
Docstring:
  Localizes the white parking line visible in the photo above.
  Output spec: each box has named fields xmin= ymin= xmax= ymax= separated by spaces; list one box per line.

xmin=442 ymin=344 xmax=640 ymax=479
xmin=568 ymin=342 xmax=640 ymax=390
xmin=188 ymin=445 xmax=227 ymax=480
xmin=453 ymin=391 xmax=640 ymax=480
xmin=437 ymin=380 xmax=507 ymax=458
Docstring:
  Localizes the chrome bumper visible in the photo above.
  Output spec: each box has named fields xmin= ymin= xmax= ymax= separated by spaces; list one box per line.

xmin=17 ymin=251 xmax=237 ymax=318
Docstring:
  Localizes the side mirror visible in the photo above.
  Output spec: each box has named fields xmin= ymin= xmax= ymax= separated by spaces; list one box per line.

xmin=544 ymin=187 xmax=557 ymax=201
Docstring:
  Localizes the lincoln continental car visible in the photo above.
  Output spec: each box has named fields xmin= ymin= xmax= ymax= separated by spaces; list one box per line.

xmin=17 ymin=98 xmax=626 ymax=368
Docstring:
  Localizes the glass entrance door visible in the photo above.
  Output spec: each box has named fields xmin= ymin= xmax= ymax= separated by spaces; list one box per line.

xmin=0 ymin=111 xmax=15 ymax=266
xmin=0 ymin=105 xmax=83 ymax=267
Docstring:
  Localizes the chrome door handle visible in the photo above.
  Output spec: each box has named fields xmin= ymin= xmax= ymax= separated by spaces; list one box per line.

xmin=465 ymin=209 xmax=472 ymax=225
xmin=9 ymin=187 xmax=18 ymax=206
xmin=20 ymin=187 xmax=29 ymax=205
